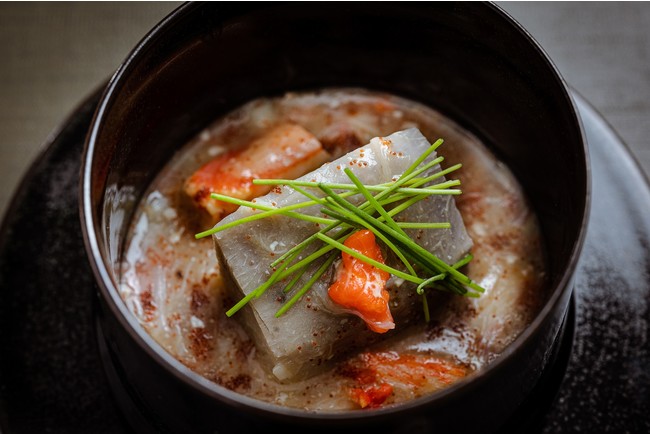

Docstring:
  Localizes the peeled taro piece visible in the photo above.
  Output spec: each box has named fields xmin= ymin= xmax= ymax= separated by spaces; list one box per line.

xmin=213 ymin=128 xmax=473 ymax=382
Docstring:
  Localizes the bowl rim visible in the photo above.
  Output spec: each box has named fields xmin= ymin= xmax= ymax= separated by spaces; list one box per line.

xmin=80 ymin=0 xmax=591 ymax=422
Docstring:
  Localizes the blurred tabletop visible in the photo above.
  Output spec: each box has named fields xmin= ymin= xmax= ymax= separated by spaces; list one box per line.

xmin=1 ymin=2 xmax=649 ymax=220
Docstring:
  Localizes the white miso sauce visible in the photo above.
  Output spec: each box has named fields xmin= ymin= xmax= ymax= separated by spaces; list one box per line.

xmin=118 ymin=88 xmax=547 ymax=411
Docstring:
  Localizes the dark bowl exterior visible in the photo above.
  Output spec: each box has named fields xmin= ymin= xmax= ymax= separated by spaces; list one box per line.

xmin=81 ymin=2 xmax=589 ymax=433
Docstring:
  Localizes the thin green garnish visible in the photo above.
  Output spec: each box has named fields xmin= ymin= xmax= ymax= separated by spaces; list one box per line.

xmin=196 ymin=138 xmax=484 ymax=320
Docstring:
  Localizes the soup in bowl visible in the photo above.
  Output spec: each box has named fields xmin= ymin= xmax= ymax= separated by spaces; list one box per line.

xmin=81 ymin=3 xmax=589 ymax=433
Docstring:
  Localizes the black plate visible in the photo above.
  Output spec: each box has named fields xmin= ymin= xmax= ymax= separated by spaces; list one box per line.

xmin=0 ymin=89 xmax=648 ymax=434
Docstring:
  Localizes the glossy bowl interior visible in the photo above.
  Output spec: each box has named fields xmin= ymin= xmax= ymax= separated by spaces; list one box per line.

xmin=81 ymin=3 xmax=589 ymax=433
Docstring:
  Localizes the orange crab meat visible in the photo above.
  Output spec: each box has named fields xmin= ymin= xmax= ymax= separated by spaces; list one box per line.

xmin=341 ymin=351 xmax=470 ymax=409
xmin=328 ymin=229 xmax=394 ymax=333
xmin=184 ymin=122 xmax=331 ymax=221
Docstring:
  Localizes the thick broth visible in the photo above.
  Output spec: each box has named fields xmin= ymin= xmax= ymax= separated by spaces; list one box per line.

xmin=119 ymin=88 xmax=546 ymax=411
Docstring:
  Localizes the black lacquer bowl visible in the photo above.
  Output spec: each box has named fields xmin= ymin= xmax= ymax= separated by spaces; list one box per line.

xmin=80 ymin=3 xmax=589 ymax=434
